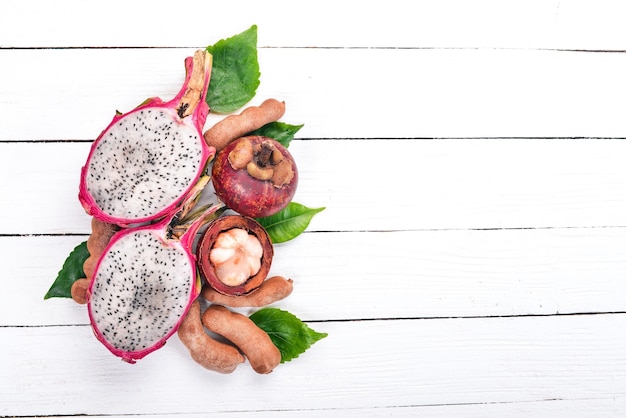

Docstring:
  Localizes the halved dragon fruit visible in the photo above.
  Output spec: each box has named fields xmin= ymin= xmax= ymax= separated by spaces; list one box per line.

xmin=87 ymin=177 xmax=221 ymax=363
xmin=79 ymin=50 xmax=214 ymax=226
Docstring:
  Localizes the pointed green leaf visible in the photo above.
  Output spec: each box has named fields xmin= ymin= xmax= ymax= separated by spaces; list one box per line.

xmin=44 ymin=241 xmax=89 ymax=299
xmin=256 ymin=202 xmax=324 ymax=243
xmin=206 ymin=25 xmax=260 ymax=113
xmin=249 ymin=122 xmax=304 ymax=148
xmin=249 ymin=308 xmax=327 ymax=363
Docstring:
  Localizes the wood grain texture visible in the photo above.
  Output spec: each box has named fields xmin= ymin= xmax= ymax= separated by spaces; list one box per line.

xmin=2 ymin=139 xmax=626 ymax=234
xmin=2 ymin=1 xmax=626 ymax=416
xmin=8 ymin=228 xmax=626 ymax=327
xmin=1 ymin=48 xmax=626 ymax=141
xmin=2 ymin=315 xmax=626 ymax=416
xmin=1 ymin=0 xmax=626 ymax=50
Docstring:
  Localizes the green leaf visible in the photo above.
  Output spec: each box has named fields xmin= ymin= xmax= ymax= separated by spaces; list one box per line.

xmin=256 ymin=202 xmax=325 ymax=244
xmin=44 ymin=241 xmax=89 ymax=299
xmin=206 ymin=24 xmax=260 ymax=113
xmin=249 ymin=308 xmax=327 ymax=363
xmin=249 ymin=122 xmax=304 ymax=148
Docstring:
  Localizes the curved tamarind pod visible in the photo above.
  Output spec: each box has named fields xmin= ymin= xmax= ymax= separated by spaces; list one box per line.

xmin=82 ymin=257 xmax=98 ymax=282
xmin=71 ymin=278 xmax=90 ymax=304
xmin=203 ymin=98 xmax=286 ymax=152
xmin=202 ymin=304 xmax=281 ymax=374
xmin=83 ymin=218 xmax=119 ymax=280
xmin=201 ymin=276 xmax=293 ymax=307
xmin=71 ymin=218 xmax=120 ymax=305
xmin=86 ymin=218 xmax=119 ymax=256
xmin=177 ymin=300 xmax=245 ymax=374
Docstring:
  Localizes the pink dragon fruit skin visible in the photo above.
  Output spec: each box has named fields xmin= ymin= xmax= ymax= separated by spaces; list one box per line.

xmin=79 ymin=50 xmax=214 ymax=227
xmin=86 ymin=188 xmax=221 ymax=363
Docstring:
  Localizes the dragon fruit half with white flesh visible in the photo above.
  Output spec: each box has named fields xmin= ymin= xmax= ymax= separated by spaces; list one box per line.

xmin=87 ymin=177 xmax=222 ymax=363
xmin=79 ymin=50 xmax=214 ymax=226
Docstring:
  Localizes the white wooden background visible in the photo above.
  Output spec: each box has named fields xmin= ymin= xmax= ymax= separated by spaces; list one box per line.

xmin=2 ymin=1 xmax=626 ymax=416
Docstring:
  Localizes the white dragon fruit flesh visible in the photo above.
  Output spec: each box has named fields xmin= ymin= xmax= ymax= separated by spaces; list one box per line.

xmin=79 ymin=50 xmax=215 ymax=226
xmin=87 ymin=177 xmax=221 ymax=363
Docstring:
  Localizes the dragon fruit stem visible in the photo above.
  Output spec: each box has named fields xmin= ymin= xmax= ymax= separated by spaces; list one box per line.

xmin=177 ymin=50 xmax=213 ymax=119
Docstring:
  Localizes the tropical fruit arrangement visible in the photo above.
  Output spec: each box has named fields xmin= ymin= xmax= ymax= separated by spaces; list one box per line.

xmin=45 ymin=25 xmax=326 ymax=374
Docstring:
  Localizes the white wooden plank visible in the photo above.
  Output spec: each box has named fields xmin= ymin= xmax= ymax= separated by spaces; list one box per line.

xmin=44 ymin=396 xmax=626 ymax=418
xmin=2 ymin=139 xmax=626 ymax=235
xmin=2 ymin=315 xmax=625 ymax=416
xmin=3 ymin=3 xmax=625 ymax=418
xmin=294 ymin=138 xmax=626 ymax=231
xmin=9 ymin=227 xmax=626 ymax=326
xmin=1 ymin=0 xmax=626 ymax=50
xmin=57 ymin=396 xmax=626 ymax=418
xmin=2 ymin=48 xmax=626 ymax=141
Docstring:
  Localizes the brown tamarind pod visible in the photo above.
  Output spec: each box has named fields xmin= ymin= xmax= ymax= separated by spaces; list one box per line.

xmin=82 ymin=257 xmax=98 ymax=282
xmin=202 ymin=304 xmax=281 ymax=374
xmin=83 ymin=218 xmax=119 ymax=280
xmin=177 ymin=300 xmax=245 ymax=374
xmin=201 ymin=276 xmax=293 ymax=307
xmin=203 ymin=98 xmax=286 ymax=152
xmin=86 ymin=218 xmax=119 ymax=256
xmin=70 ymin=278 xmax=90 ymax=304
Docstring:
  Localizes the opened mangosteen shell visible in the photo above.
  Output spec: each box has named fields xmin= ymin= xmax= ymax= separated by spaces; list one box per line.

xmin=197 ymin=215 xmax=274 ymax=296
